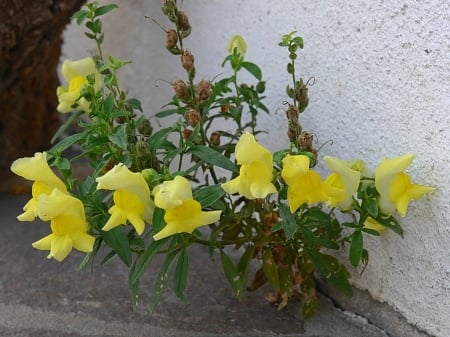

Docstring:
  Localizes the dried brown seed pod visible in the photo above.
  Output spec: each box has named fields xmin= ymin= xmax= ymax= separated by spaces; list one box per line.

xmin=173 ymin=79 xmax=187 ymax=98
xmin=177 ymin=11 xmax=190 ymax=31
xmin=298 ymin=131 xmax=313 ymax=151
xmin=181 ymin=50 xmax=194 ymax=71
xmin=185 ymin=108 xmax=200 ymax=126
xmin=166 ymin=29 xmax=178 ymax=49
xmin=196 ymin=79 xmax=211 ymax=101
xmin=209 ymin=131 xmax=221 ymax=146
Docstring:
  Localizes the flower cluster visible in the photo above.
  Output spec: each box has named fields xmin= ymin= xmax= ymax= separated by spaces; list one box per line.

xmin=9 ymin=1 xmax=435 ymax=316
xmin=11 ymin=152 xmax=95 ymax=261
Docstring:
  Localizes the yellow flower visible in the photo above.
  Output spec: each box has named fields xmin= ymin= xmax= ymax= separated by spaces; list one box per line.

xmin=375 ymin=154 xmax=435 ymax=216
xmin=281 ymin=155 xmax=327 ymax=213
xmin=323 ymin=156 xmax=360 ymax=210
xmin=364 ymin=217 xmax=386 ymax=232
xmin=221 ymin=133 xmax=276 ymax=199
xmin=228 ymin=35 xmax=247 ymax=55
xmin=154 ymin=176 xmax=193 ymax=209
xmin=32 ymin=189 xmax=95 ymax=262
xmin=153 ymin=176 xmax=222 ymax=240
xmin=10 ymin=152 xmax=67 ymax=221
xmin=56 ymin=57 xmax=101 ymax=113
xmin=96 ymin=164 xmax=153 ymax=235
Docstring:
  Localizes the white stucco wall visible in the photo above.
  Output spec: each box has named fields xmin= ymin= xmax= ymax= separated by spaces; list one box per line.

xmin=62 ymin=1 xmax=450 ymax=336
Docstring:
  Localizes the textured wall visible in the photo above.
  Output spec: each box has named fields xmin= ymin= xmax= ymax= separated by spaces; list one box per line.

xmin=62 ymin=1 xmax=449 ymax=336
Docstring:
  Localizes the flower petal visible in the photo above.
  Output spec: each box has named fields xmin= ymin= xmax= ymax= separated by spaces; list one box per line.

xmin=154 ymin=176 xmax=193 ymax=209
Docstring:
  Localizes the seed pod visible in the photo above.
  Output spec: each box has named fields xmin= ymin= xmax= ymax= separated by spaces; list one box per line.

xmin=182 ymin=128 xmax=193 ymax=139
xmin=177 ymin=10 xmax=190 ymax=31
xmin=286 ymin=104 xmax=298 ymax=123
xmin=196 ymin=79 xmax=211 ymax=101
xmin=298 ymin=131 xmax=313 ymax=151
xmin=181 ymin=50 xmax=194 ymax=71
xmin=220 ymin=103 xmax=230 ymax=114
xmin=166 ymin=29 xmax=178 ymax=49
xmin=295 ymin=83 xmax=309 ymax=112
xmin=185 ymin=108 xmax=200 ymax=126
xmin=209 ymin=131 xmax=221 ymax=146
xmin=173 ymin=79 xmax=187 ymax=98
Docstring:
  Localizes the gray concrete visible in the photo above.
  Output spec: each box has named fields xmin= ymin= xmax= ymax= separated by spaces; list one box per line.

xmin=0 ymin=192 xmax=417 ymax=336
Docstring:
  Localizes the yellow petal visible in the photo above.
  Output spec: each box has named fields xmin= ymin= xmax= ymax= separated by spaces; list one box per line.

xmin=102 ymin=206 xmax=128 ymax=232
xmin=286 ymin=171 xmax=326 ymax=213
xmin=96 ymin=163 xmax=150 ymax=201
xmin=32 ymin=234 xmax=55 ymax=251
xmin=37 ymin=189 xmax=85 ymax=221
xmin=48 ymin=235 xmax=73 ymax=262
xmin=62 ymin=58 xmax=97 ymax=82
xmin=72 ymin=233 xmax=95 ymax=253
xmin=281 ymin=155 xmax=310 ymax=185
xmin=323 ymin=156 xmax=360 ymax=210
xmin=10 ymin=152 xmax=66 ymax=192
xmin=235 ymin=132 xmax=272 ymax=166
xmin=154 ymin=176 xmax=193 ymax=209
xmin=364 ymin=217 xmax=386 ymax=232
xmin=153 ymin=199 xmax=221 ymax=240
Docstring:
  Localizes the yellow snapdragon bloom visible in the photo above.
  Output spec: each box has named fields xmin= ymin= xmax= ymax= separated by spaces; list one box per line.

xmin=375 ymin=154 xmax=434 ymax=216
xmin=228 ymin=35 xmax=247 ymax=55
xmin=323 ymin=156 xmax=360 ymax=211
xmin=153 ymin=176 xmax=221 ymax=240
xmin=56 ymin=57 xmax=101 ymax=113
xmin=96 ymin=164 xmax=153 ymax=235
xmin=32 ymin=189 xmax=95 ymax=262
xmin=281 ymin=154 xmax=327 ymax=213
xmin=221 ymin=133 xmax=276 ymax=199
xmin=10 ymin=152 xmax=67 ymax=221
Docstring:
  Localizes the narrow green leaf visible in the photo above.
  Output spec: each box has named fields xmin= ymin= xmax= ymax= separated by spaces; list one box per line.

xmin=148 ymin=127 xmax=173 ymax=151
xmin=94 ymin=4 xmax=118 ymax=16
xmin=362 ymin=197 xmax=379 ymax=218
xmin=130 ymin=238 xmax=167 ymax=286
xmin=349 ymin=230 xmax=363 ymax=267
xmin=173 ymin=247 xmax=189 ymax=301
xmin=101 ymin=226 xmax=132 ymax=267
xmin=150 ymin=247 xmax=181 ymax=312
xmin=155 ymin=108 xmax=182 ymax=118
xmin=191 ymin=145 xmax=237 ymax=172
xmin=72 ymin=9 xmax=88 ymax=25
xmin=103 ymin=93 xmax=115 ymax=116
xmin=220 ymin=250 xmax=241 ymax=297
xmin=241 ymin=61 xmax=262 ymax=80
xmin=192 ymin=185 xmax=226 ymax=208
xmin=49 ymin=132 xmax=84 ymax=154
xmin=125 ymin=98 xmax=142 ymax=112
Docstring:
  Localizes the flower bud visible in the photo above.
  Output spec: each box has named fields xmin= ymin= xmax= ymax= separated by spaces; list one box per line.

xmin=173 ymin=79 xmax=187 ymax=98
xmin=138 ymin=118 xmax=153 ymax=136
xmin=256 ymin=81 xmax=266 ymax=94
xmin=181 ymin=50 xmax=194 ymax=71
xmin=166 ymin=29 xmax=178 ymax=49
xmin=185 ymin=108 xmax=200 ymax=127
xmin=196 ymin=79 xmax=211 ymax=101
xmin=209 ymin=131 xmax=221 ymax=146
xmin=141 ymin=168 xmax=158 ymax=184
xmin=136 ymin=139 xmax=150 ymax=157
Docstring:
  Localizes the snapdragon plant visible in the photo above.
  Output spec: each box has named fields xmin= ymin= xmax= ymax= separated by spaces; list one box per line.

xmin=10 ymin=1 xmax=434 ymax=317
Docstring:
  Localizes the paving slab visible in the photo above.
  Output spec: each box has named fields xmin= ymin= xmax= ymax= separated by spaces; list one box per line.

xmin=0 ymin=192 xmax=390 ymax=337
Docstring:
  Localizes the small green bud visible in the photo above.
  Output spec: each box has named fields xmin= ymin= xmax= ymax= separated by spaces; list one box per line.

xmin=227 ymin=35 xmax=247 ymax=56
xmin=141 ymin=168 xmax=158 ymax=183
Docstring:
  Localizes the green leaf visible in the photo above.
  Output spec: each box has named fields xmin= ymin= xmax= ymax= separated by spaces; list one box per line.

xmin=155 ymin=108 xmax=182 ymax=118
xmin=72 ymin=9 xmax=88 ymax=25
xmin=150 ymin=247 xmax=182 ymax=312
xmin=349 ymin=230 xmax=363 ymax=267
xmin=103 ymin=93 xmax=115 ymax=116
xmin=279 ymin=204 xmax=298 ymax=240
xmin=148 ymin=127 xmax=173 ymax=151
xmin=108 ymin=124 xmax=128 ymax=150
xmin=125 ymin=98 xmax=143 ymax=112
xmin=373 ymin=216 xmax=404 ymax=237
xmin=101 ymin=226 xmax=132 ymax=267
xmin=94 ymin=4 xmax=118 ymax=16
xmin=191 ymin=145 xmax=237 ymax=172
xmin=130 ymin=237 xmax=168 ymax=286
xmin=220 ymin=250 xmax=242 ymax=298
xmin=49 ymin=132 xmax=84 ymax=154
xmin=362 ymin=197 xmax=379 ymax=218
xmin=241 ymin=61 xmax=262 ymax=80
xmin=174 ymin=247 xmax=189 ymax=301
xmin=192 ymin=185 xmax=226 ymax=208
